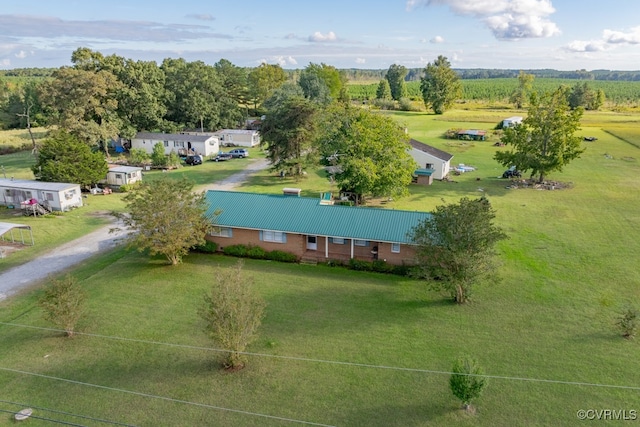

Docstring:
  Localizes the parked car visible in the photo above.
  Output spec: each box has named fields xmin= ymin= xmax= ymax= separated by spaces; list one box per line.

xmin=213 ymin=152 xmax=233 ymax=162
xmin=502 ymin=166 xmax=521 ymax=178
xmin=185 ymin=155 xmax=203 ymax=166
xmin=228 ymin=149 xmax=249 ymax=158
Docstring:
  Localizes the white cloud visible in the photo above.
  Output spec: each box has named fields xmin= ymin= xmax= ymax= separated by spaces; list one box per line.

xmin=355 ymin=57 xmax=366 ymax=64
xmin=0 ymin=58 xmax=10 ymax=66
xmin=406 ymin=0 xmax=560 ymax=40
xmin=261 ymin=55 xmax=298 ymax=67
xmin=185 ymin=14 xmax=215 ymax=21
xmin=308 ymin=31 xmax=337 ymax=42
xmin=603 ymin=26 xmax=640 ymax=45
xmin=565 ymin=40 xmax=607 ymax=53
xmin=430 ymin=35 xmax=444 ymax=43
xmin=14 ymin=50 xmax=27 ymax=58
xmin=567 ymin=26 xmax=640 ymax=54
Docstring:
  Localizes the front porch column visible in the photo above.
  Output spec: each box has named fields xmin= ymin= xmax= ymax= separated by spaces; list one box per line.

xmin=350 ymin=239 xmax=354 ymax=259
xmin=325 ymin=236 xmax=329 ymax=258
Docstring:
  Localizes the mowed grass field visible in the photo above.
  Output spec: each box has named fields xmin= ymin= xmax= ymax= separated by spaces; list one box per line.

xmin=1 ymin=109 xmax=640 ymax=426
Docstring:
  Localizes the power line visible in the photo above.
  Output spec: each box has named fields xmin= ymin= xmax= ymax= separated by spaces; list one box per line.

xmin=0 ymin=399 xmax=135 ymax=426
xmin=0 ymin=367 xmax=336 ymax=427
xmin=0 ymin=407 xmax=87 ymax=426
xmin=2 ymin=321 xmax=639 ymax=392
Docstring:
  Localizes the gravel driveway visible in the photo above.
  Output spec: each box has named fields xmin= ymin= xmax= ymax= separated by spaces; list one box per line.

xmin=0 ymin=157 xmax=271 ymax=300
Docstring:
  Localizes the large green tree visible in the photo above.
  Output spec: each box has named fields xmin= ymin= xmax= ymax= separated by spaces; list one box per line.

xmin=298 ymin=63 xmax=347 ymax=104
xmin=568 ymin=82 xmax=605 ymax=111
xmin=495 ymin=87 xmax=585 ymax=183
xmin=317 ymin=105 xmax=417 ymax=204
xmin=420 ymin=55 xmax=462 ymax=114
xmin=32 ymin=131 xmax=108 ymax=187
xmin=375 ymin=79 xmax=392 ymax=100
xmin=410 ymin=197 xmax=507 ymax=304
xmin=199 ymin=260 xmax=266 ymax=370
xmin=39 ymin=67 xmax=123 ymax=155
xmin=118 ymin=178 xmax=213 ymax=265
xmin=261 ymin=96 xmax=318 ymax=176
xmin=247 ymin=63 xmax=287 ymax=111
xmin=385 ymin=64 xmax=408 ymax=101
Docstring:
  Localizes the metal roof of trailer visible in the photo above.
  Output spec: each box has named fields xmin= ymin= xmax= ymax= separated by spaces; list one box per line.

xmin=0 ymin=179 xmax=79 ymax=191
xmin=204 ymin=190 xmax=431 ymax=244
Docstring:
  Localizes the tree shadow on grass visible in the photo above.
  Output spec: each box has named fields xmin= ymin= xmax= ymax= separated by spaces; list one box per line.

xmin=344 ymin=401 xmax=456 ymax=427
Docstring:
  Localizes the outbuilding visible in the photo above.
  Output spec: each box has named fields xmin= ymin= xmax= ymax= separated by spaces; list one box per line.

xmin=0 ymin=179 xmax=83 ymax=211
xmin=105 ymin=166 xmax=143 ymax=187
xmin=408 ymin=139 xmax=454 ymax=181
xmin=502 ymin=116 xmax=523 ymax=128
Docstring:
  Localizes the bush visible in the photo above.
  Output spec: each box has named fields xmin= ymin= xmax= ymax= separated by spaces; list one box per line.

xmin=246 ymin=245 xmax=267 ymax=259
xmin=223 ymin=244 xmax=248 ymax=257
xmin=616 ymin=306 xmax=638 ymax=339
xmin=191 ymin=240 xmax=218 ymax=253
xmin=266 ymin=250 xmax=298 ymax=263
xmin=372 ymin=259 xmax=394 ymax=273
xmin=348 ymin=258 xmax=373 ymax=271
xmin=38 ymin=274 xmax=86 ymax=337
xmin=118 ymin=182 xmax=141 ymax=193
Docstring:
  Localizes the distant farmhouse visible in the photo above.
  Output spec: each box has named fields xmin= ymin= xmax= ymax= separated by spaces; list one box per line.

xmin=130 ymin=133 xmax=220 ymax=157
xmin=203 ymin=190 xmax=431 ymax=266
xmin=408 ymin=139 xmax=454 ymax=183
xmin=104 ymin=166 xmax=143 ymax=187
xmin=213 ymin=129 xmax=260 ymax=147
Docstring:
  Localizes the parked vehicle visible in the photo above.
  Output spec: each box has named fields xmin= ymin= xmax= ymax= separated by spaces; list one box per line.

xmin=185 ymin=155 xmax=203 ymax=166
xmin=502 ymin=166 xmax=521 ymax=178
xmin=213 ymin=152 xmax=233 ymax=162
xmin=228 ymin=149 xmax=249 ymax=158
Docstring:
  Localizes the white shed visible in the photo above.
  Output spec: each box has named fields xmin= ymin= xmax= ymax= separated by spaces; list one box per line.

xmin=130 ymin=132 xmax=220 ymax=157
xmin=214 ymin=129 xmax=261 ymax=147
xmin=503 ymin=116 xmax=523 ymax=128
xmin=0 ymin=179 xmax=83 ymax=211
xmin=408 ymin=139 xmax=454 ymax=181
xmin=105 ymin=166 xmax=143 ymax=187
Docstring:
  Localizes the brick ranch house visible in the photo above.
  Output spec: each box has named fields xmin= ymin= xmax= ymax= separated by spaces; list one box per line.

xmin=203 ymin=190 xmax=431 ymax=265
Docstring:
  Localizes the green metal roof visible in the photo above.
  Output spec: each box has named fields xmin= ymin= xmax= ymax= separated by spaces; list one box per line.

xmin=204 ymin=191 xmax=431 ymax=244
xmin=413 ymin=168 xmax=434 ymax=176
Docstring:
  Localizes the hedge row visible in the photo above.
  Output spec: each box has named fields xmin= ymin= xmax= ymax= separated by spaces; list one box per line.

xmin=222 ymin=244 xmax=298 ymax=263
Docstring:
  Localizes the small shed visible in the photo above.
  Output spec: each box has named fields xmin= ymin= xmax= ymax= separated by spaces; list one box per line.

xmin=413 ymin=169 xmax=434 ymax=186
xmin=503 ymin=116 xmax=523 ymax=128
xmin=0 ymin=179 xmax=82 ymax=211
xmin=105 ymin=166 xmax=143 ymax=187
xmin=457 ymin=129 xmax=487 ymax=141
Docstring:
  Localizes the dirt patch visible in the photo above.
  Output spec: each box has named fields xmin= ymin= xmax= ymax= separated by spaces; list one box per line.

xmin=0 ymin=241 xmax=27 ymax=258
xmin=505 ymin=179 xmax=573 ymax=190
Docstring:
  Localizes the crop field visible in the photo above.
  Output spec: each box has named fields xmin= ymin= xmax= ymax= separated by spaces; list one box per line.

xmin=348 ymin=79 xmax=640 ymax=106
xmin=1 ymin=109 xmax=639 ymax=426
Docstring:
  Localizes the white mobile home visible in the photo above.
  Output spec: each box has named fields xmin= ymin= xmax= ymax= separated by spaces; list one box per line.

xmin=105 ymin=166 xmax=143 ymax=187
xmin=408 ymin=139 xmax=454 ymax=181
xmin=502 ymin=116 xmax=523 ymax=128
xmin=0 ymin=179 xmax=83 ymax=211
xmin=130 ymin=133 xmax=220 ymax=157
xmin=214 ymin=129 xmax=261 ymax=147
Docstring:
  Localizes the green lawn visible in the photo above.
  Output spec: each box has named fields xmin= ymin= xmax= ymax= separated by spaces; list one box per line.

xmin=1 ymin=111 xmax=640 ymax=425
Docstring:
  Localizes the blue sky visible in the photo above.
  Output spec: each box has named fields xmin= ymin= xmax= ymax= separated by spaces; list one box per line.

xmin=1 ymin=0 xmax=639 ymax=70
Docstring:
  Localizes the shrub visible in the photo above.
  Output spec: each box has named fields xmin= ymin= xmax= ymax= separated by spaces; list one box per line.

xmin=223 ymin=244 xmax=248 ymax=257
xmin=246 ymin=245 xmax=267 ymax=259
xmin=38 ymin=274 xmax=86 ymax=337
xmin=450 ymin=355 xmax=487 ymax=411
xmin=191 ymin=240 xmax=218 ymax=254
xmin=616 ymin=306 xmax=639 ymax=339
xmin=266 ymin=250 xmax=298 ymax=263
xmin=348 ymin=258 xmax=373 ymax=271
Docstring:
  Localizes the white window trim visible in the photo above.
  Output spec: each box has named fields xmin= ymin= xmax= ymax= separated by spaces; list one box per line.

xmin=354 ymin=239 xmax=368 ymax=247
xmin=332 ymin=237 xmax=345 ymax=244
xmin=211 ymin=227 xmax=233 ymax=238
xmin=391 ymin=243 xmax=400 ymax=253
xmin=263 ymin=230 xmax=285 ymax=243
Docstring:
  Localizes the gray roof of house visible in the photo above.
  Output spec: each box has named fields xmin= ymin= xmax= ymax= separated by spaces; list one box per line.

xmin=409 ymin=139 xmax=454 ymax=161
xmin=204 ymin=190 xmax=431 ymax=244
xmin=0 ymin=179 xmax=79 ymax=191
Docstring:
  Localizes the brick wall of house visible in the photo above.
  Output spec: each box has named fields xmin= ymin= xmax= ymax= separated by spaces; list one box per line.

xmin=207 ymin=229 xmax=417 ymax=266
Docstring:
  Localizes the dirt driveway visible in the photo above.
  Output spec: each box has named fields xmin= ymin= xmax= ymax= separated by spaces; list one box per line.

xmin=0 ymin=158 xmax=271 ymax=300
